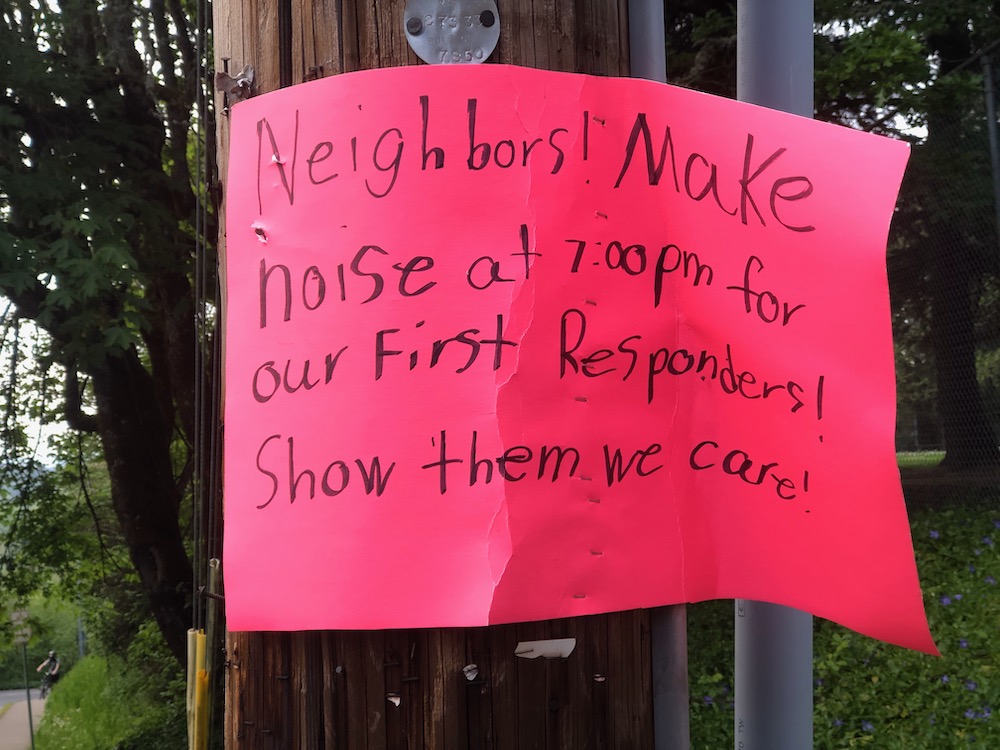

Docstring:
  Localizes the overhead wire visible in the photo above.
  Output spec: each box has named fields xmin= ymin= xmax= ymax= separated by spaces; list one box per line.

xmin=192 ymin=0 xmax=223 ymax=745
xmin=192 ymin=0 xmax=205 ymax=630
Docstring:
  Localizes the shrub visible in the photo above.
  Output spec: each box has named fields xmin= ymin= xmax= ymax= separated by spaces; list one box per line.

xmin=689 ymin=502 xmax=1000 ymax=749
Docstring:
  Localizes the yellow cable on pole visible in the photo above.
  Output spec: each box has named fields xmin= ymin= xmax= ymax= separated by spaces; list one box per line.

xmin=187 ymin=629 xmax=209 ymax=750
xmin=195 ymin=630 xmax=209 ymax=750
xmin=185 ymin=628 xmax=198 ymax=750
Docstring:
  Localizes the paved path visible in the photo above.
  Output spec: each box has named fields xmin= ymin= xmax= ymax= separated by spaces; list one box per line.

xmin=0 ymin=696 xmax=45 ymax=750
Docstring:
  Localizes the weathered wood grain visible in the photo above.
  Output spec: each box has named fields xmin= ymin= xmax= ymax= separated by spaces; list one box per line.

xmin=213 ymin=1 xmax=656 ymax=746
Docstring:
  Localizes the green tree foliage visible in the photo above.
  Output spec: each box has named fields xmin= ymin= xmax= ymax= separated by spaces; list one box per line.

xmin=665 ymin=1 xmax=738 ymax=97
xmin=0 ymin=595 xmax=81 ymax=690
xmin=0 ymin=0 xmax=215 ymax=662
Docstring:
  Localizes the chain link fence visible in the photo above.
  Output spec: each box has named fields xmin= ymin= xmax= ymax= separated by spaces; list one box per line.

xmin=891 ymin=51 xmax=1000 ymax=489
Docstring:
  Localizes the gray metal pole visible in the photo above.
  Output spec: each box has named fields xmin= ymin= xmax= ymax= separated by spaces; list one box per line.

xmin=629 ymin=0 xmax=666 ymax=83
xmin=21 ymin=644 xmax=36 ymax=750
xmin=734 ymin=601 xmax=812 ymax=749
xmin=982 ymin=55 xmax=1000 ymax=253
xmin=735 ymin=2 xmax=814 ymax=749
xmin=738 ymin=0 xmax=813 ymax=116
xmin=628 ymin=2 xmax=689 ymax=748
xmin=78 ymin=614 xmax=87 ymax=658
xmin=651 ymin=604 xmax=690 ymax=749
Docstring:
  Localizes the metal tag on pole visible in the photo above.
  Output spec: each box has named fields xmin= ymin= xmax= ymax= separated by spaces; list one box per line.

xmin=735 ymin=2 xmax=814 ymax=748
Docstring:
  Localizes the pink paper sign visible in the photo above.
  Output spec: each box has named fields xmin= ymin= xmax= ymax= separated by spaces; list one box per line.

xmin=223 ymin=65 xmax=936 ymax=653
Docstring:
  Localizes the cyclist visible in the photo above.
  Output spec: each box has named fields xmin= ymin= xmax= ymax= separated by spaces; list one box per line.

xmin=36 ymin=650 xmax=60 ymax=696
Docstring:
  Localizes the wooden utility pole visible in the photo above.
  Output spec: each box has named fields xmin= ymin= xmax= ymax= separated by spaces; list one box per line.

xmin=213 ymin=2 xmax=661 ymax=747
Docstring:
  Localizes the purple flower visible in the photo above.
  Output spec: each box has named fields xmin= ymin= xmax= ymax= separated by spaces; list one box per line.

xmin=861 ymin=720 xmax=874 ymax=732
xmin=959 ymin=639 xmax=969 ymax=648
xmin=966 ymin=680 xmax=978 ymax=691
xmin=966 ymin=709 xmax=977 ymax=719
xmin=969 ymin=564 xmax=976 ymax=573
xmin=941 ymin=675 xmax=951 ymax=683
xmin=703 ymin=695 xmax=714 ymax=705
xmin=986 ymin=576 xmax=996 ymax=586
xmin=955 ymin=594 xmax=964 ymax=600
xmin=941 ymin=596 xmax=952 ymax=606
xmin=975 ymin=549 xmax=982 ymax=556
xmin=930 ymin=530 xmax=940 ymax=539
xmin=833 ymin=718 xmax=843 ymax=727
xmin=983 ymin=707 xmax=992 ymax=719
xmin=984 ymin=537 xmax=995 ymax=547
xmin=993 ymin=520 xmax=1000 ymax=529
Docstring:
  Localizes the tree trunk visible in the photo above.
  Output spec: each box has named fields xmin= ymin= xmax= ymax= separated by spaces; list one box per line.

xmin=91 ymin=348 xmax=194 ymax=663
xmin=212 ymin=1 xmax=656 ymax=748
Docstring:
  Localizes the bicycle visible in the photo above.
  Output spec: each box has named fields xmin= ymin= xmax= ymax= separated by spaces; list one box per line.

xmin=39 ymin=671 xmax=58 ymax=698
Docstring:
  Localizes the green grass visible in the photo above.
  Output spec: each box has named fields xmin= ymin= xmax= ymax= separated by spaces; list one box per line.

xmin=33 ymin=654 xmax=185 ymax=750
xmin=33 ymin=657 xmax=132 ymax=750
xmin=897 ymin=451 xmax=945 ymax=469
xmin=688 ymin=501 xmax=999 ymax=749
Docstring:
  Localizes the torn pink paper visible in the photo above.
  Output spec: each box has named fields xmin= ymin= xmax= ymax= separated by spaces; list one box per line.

xmin=222 ymin=64 xmax=936 ymax=654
